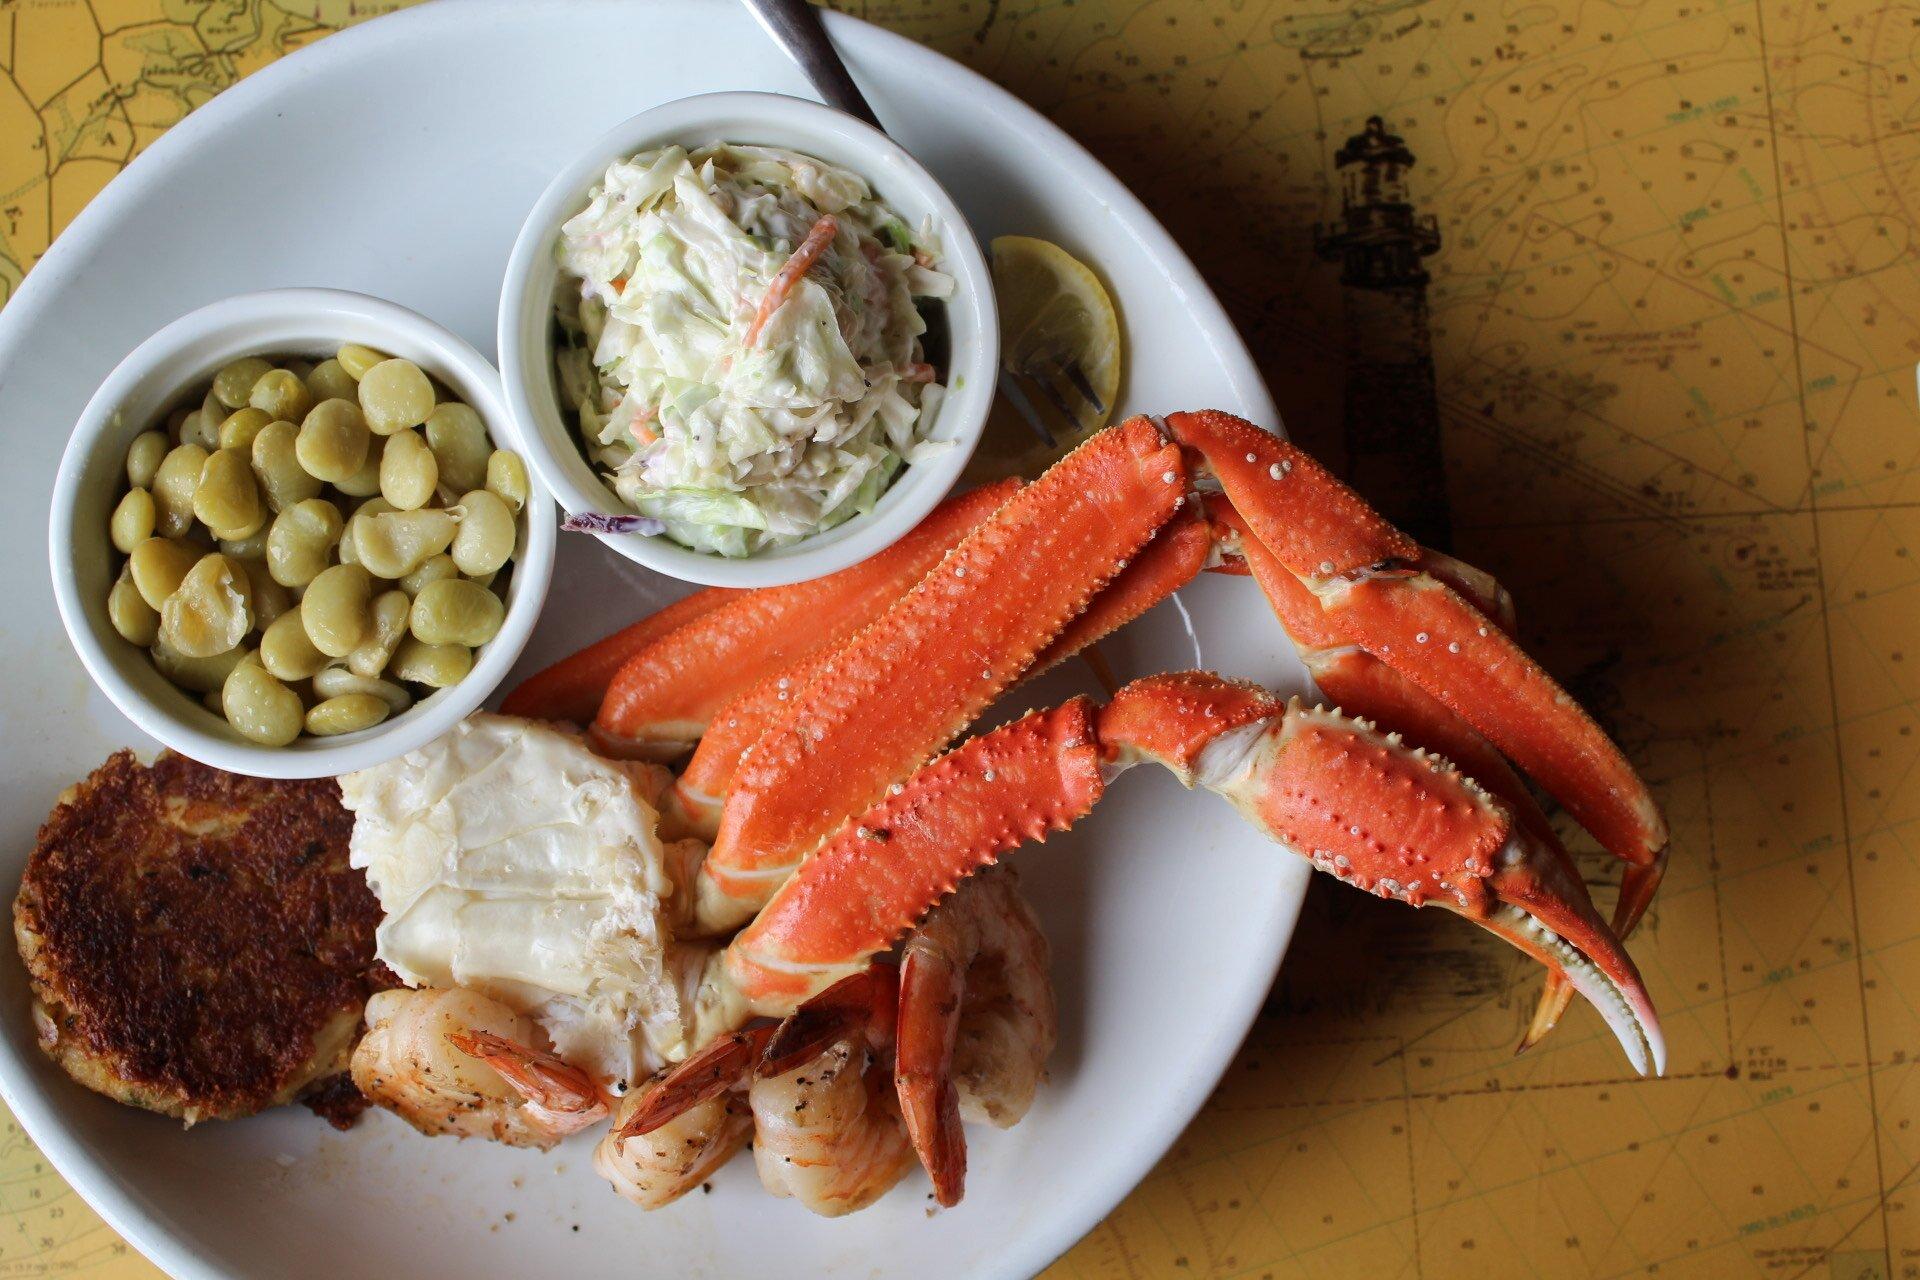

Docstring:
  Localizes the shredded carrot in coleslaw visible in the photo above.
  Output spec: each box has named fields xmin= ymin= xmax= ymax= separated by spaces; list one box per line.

xmin=745 ymin=215 xmax=838 ymax=348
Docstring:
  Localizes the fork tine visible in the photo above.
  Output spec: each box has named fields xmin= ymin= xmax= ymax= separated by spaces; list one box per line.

xmin=1029 ymin=366 xmax=1088 ymax=431
xmin=1059 ymin=359 xmax=1107 ymax=416
xmin=996 ymin=371 xmax=1057 ymax=446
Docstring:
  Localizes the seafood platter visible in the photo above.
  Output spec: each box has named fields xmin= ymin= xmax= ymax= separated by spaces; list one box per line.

xmin=0 ymin=4 xmax=1669 ymax=1278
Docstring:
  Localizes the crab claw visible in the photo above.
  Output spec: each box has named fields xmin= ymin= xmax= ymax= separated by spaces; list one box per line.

xmin=1167 ymin=409 xmax=1669 ymax=892
xmin=1099 ymin=673 xmax=1666 ymax=1077
xmin=1476 ymin=824 xmax=1668 ymax=1076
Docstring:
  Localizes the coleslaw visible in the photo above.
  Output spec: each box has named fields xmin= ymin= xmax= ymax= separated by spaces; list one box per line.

xmin=553 ymin=143 xmax=955 ymax=557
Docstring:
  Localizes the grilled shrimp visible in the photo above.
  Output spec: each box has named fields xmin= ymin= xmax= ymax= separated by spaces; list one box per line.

xmin=607 ymin=968 xmax=916 ymax=1215
xmin=896 ymin=868 xmax=1057 ymax=1203
xmin=750 ymin=1035 xmax=918 ymax=1217
xmin=904 ymin=868 xmax=1056 ymax=1127
xmin=596 ymin=1091 xmax=753 ymax=1209
xmin=612 ymin=872 xmax=1059 ymax=1211
xmin=351 ymin=988 xmax=608 ymax=1149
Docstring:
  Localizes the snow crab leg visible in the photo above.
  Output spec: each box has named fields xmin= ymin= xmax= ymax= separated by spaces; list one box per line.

xmin=1209 ymin=497 xmax=1612 ymax=1049
xmin=498 ymin=585 xmax=740 ymax=726
xmin=646 ymin=681 xmax=1662 ymax=1205
xmin=1170 ymin=411 xmax=1668 ymax=947
xmin=519 ymin=411 xmax=1669 ymax=1068
xmin=690 ymin=415 xmax=1666 ymax=939
xmin=517 ymin=478 xmax=1018 ymax=760
xmin=692 ymin=420 xmax=1185 ymax=929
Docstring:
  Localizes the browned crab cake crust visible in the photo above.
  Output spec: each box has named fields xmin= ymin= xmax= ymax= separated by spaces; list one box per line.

xmin=14 ymin=751 xmax=388 ymax=1124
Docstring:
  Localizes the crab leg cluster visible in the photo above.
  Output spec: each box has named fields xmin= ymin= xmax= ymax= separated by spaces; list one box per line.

xmin=1207 ymin=499 xmax=1645 ymax=1045
xmin=505 ymin=409 xmax=1671 ymax=1207
xmin=724 ymin=679 xmax=1663 ymax=1073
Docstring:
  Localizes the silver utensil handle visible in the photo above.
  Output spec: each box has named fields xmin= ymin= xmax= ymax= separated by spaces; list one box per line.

xmin=739 ymin=0 xmax=884 ymax=130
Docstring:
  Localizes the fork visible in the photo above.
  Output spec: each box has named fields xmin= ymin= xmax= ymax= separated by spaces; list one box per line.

xmin=998 ymin=355 xmax=1108 ymax=448
xmin=740 ymin=0 xmax=1072 ymax=450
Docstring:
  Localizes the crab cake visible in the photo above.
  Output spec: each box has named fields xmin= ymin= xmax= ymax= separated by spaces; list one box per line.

xmin=14 ymin=751 xmax=389 ymax=1125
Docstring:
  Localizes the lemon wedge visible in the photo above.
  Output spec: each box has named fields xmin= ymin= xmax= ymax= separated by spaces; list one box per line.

xmin=965 ymin=235 xmax=1122 ymax=482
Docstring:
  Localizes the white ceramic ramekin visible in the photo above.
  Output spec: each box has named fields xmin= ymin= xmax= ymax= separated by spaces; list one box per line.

xmin=49 ymin=288 xmax=555 ymax=779
xmin=497 ymin=91 xmax=997 ymax=589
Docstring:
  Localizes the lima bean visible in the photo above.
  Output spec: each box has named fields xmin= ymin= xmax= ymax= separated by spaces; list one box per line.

xmin=398 ymin=553 xmax=458 ymax=594
xmin=424 ymin=402 xmax=489 ymax=493
xmin=128 ymin=536 xmax=201 ymax=610
xmin=334 ymin=447 xmax=384 ymax=498
xmin=379 ymin=429 xmax=438 ymax=510
xmin=152 ymin=442 xmax=209 ymax=537
xmin=485 ymin=450 xmax=530 ymax=512
xmin=192 ymin=448 xmax=263 ymax=538
xmin=302 ymin=562 xmax=373 ymax=657
xmin=218 ymin=525 xmax=270 ymax=561
xmin=266 ymin=498 xmax=343 ymax=588
xmin=216 ymin=407 xmax=273 ymax=452
xmin=222 ymin=662 xmax=304 ymax=746
xmin=450 ymin=490 xmax=514 ymax=576
xmin=213 ymin=357 xmax=274 ymax=408
xmin=158 ymin=553 xmax=253 ymax=658
xmin=347 ymin=590 xmax=411 ymax=678
xmin=248 ymin=369 xmax=312 ymax=425
xmin=305 ymin=358 xmax=359 ymax=403
xmin=110 ymin=488 xmax=156 ymax=554
xmin=389 ymin=635 xmax=472 ymax=687
xmin=250 ymin=419 xmax=323 ymax=512
xmin=356 ymin=508 xmax=457 ymax=580
xmin=176 ymin=409 xmax=220 ymax=451
xmin=108 ymin=565 xmax=160 ymax=646
xmin=358 ymin=359 xmax=434 ymax=435
xmin=409 ymin=577 xmax=503 ymax=648
xmin=295 ymin=399 xmax=370 ymax=484
xmin=313 ymin=664 xmax=412 ymax=713
xmin=240 ymin=558 xmax=292 ymax=628
xmin=126 ymin=431 xmax=170 ymax=490
xmin=305 ymin=693 xmax=390 ymax=736
xmin=259 ymin=608 xmax=328 ymax=680
xmin=335 ymin=343 xmax=389 ymax=381
xmin=151 ymin=640 xmax=251 ymax=693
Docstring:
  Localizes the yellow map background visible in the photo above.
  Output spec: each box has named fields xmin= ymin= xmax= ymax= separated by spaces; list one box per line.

xmin=6 ymin=0 xmax=1919 ymax=1276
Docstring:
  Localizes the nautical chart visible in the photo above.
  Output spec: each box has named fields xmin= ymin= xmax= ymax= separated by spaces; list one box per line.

xmin=5 ymin=1 xmax=1919 ymax=1277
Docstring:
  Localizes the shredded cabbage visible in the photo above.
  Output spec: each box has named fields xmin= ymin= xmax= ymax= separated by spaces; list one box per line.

xmin=554 ymin=143 xmax=954 ymax=556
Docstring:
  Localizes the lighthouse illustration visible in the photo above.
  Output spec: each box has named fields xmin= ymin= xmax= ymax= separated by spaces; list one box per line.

xmin=1313 ymin=116 xmax=1451 ymax=548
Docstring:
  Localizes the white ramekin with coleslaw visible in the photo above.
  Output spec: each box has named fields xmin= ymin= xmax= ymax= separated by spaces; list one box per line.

xmin=498 ymin=91 xmax=996 ymax=589
xmin=552 ymin=142 xmax=957 ymax=558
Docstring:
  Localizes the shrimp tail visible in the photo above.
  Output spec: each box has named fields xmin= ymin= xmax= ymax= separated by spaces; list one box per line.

xmin=621 ymin=971 xmax=900 ymax=1142
xmin=896 ymin=938 xmax=969 ymax=1207
xmin=761 ymin=968 xmax=898 ymax=1076
xmin=447 ymin=1030 xmax=609 ymax=1136
xmin=617 ymin=1025 xmax=773 ymax=1139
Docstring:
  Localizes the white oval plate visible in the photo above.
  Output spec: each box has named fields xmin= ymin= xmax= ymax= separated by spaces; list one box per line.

xmin=0 ymin=3 xmax=1302 ymax=1278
